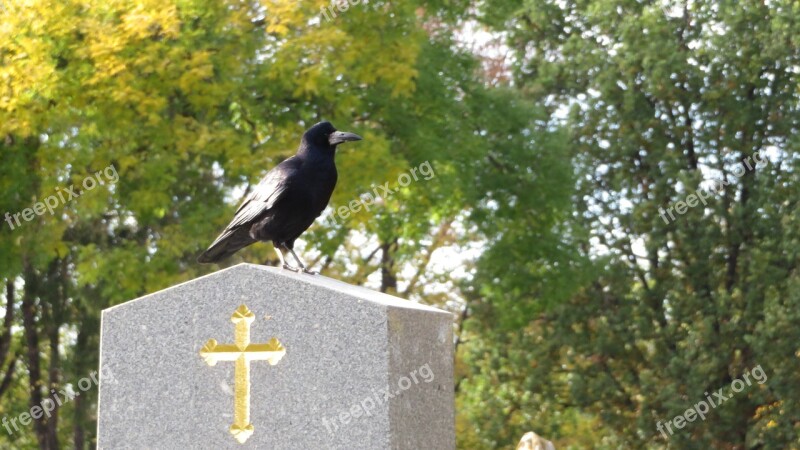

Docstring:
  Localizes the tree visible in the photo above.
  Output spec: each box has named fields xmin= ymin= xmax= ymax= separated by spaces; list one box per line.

xmin=0 ymin=0 xmax=567 ymax=447
xmin=460 ymin=0 xmax=800 ymax=448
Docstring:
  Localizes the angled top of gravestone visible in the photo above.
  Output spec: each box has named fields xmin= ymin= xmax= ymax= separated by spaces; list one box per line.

xmin=97 ymin=263 xmax=455 ymax=450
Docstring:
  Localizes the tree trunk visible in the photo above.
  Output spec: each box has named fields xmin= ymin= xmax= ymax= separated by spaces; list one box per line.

xmin=21 ymin=264 xmax=60 ymax=450
xmin=379 ymin=239 xmax=398 ymax=294
xmin=0 ymin=281 xmax=16 ymax=399
xmin=72 ymin=325 xmax=90 ymax=450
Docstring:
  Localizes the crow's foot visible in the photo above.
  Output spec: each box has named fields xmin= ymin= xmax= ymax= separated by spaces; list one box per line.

xmin=302 ymin=268 xmax=318 ymax=275
xmin=282 ymin=264 xmax=301 ymax=272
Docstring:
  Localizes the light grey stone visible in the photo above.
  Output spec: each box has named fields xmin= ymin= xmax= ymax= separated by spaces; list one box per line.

xmin=516 ymin=432 xmax=556 ymax=450
xmin=97 ymin=263 xmax=454 ymax=450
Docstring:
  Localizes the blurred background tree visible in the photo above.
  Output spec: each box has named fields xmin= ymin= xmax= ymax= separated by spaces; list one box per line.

xmin=1 ymin=0 xmax=798 ymax=449
xmin=0 ymin=0 xmax=569 ymax=447
xmin=459 ymin=0 xmax=800 ymax=449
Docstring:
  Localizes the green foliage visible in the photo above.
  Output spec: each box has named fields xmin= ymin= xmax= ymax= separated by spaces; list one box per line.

xmin=6 ymin=0 xmax=795 ymax=449
xmin=0 ymin=0 xmax=571 ymax=447
xmin=459 ymin=0 xmax=800 ymax=448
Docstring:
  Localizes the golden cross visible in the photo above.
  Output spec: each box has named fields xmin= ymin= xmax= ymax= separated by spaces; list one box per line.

xmin=200 ymin=304 xmax=286 ymax=444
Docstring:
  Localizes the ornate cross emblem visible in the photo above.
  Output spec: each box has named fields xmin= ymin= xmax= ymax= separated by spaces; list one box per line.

xmin=200 ymin=305 xmax=286 ymax=444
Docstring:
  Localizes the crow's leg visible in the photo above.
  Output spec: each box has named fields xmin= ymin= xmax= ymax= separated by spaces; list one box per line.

xmin=283 ymin=245 xmax=317 ymax=275
xmin=273 ymin=242 xmax=300 ymax=272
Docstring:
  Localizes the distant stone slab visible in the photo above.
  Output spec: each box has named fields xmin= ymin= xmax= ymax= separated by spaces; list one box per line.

xmin=97 ymin=264 xmax=455 ymax=449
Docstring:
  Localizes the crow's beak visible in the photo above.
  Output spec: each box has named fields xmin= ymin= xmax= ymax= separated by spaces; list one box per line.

xmin=329 ymin=131 xmax=363 ymax=146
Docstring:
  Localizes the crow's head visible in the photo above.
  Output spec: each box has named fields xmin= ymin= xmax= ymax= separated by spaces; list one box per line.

xmin=304 ymin=121 xmax=363 ymax=149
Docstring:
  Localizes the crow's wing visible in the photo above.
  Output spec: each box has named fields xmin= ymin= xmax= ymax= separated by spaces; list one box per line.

xmin=223 ymin=156 xmax=299 ymax=232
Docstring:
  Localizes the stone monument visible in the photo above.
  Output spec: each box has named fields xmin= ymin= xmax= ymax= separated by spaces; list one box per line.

xmin=96 ymin=263 xmax=455 ymax=449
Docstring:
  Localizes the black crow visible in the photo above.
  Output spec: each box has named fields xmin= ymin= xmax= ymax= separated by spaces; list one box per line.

xmin=197 ymin=121 xmax=362 ymax=272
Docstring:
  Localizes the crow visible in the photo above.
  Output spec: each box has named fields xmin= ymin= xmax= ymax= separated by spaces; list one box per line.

xmin=197 ymin=121 xmax=362 ymax=272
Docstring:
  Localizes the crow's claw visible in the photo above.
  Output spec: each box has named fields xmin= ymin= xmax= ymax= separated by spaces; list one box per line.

xmin=282 ymin=264 xmax=301 ymax=272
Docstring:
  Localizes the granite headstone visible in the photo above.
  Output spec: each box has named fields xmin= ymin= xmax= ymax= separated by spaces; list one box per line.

xmin=97 ymin=263 xmax=454 ymax=449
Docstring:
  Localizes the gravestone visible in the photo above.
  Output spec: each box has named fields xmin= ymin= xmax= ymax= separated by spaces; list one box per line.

xmin=96 ymin=263 xmax=455 ymax=449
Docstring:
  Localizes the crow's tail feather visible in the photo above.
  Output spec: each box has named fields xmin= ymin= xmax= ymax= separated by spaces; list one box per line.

xmin=197 ymin=227 xmax=257 ymax=264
